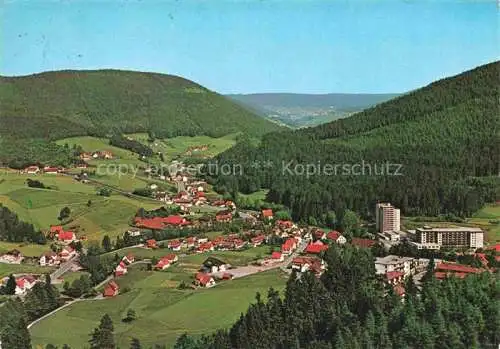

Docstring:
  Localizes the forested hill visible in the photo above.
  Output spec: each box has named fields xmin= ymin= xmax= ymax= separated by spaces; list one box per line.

xmin=0 ymin=70 xmax=282 ymax=140
xmin=209 ymin=61 xmax=500 ymax=221
xmin=299 ymin=61 xmax=498 ymax=140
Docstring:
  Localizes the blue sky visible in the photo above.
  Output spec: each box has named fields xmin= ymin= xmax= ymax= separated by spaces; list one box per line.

xmin=2 ymin=0 xmax=498 ymax=93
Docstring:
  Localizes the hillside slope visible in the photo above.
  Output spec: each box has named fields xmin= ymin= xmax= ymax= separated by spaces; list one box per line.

xmin=210 ymin=61 xmax=500 ymax=220
xmin=0 ymin=70 xmax=281 ymax=140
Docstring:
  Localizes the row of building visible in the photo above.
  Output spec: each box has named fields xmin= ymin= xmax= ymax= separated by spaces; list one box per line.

xmin=375 ymin=202 xmax=485 ymax=250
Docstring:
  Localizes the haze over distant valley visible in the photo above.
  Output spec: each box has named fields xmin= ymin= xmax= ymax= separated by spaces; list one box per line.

xmin=227 ymin=93 xmax=399 ymax=128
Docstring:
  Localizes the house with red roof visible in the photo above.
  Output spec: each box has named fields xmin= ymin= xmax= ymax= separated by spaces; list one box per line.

xmin=352 ymin=238 xmax=376 ymax=249
xmin=196 ymin=242 xmax=214 ymax=253
xmin=168 ymin=240 xmax=182 ymax=251
xmin=122 ymin=253 xmax=135 ymax=265
xmin=251 ymin=235 xmax=266 ymax=247
xmin=434 ymin=262 xmax=485 ymax=280
xmin=146 ymin=239 xmax=158 ymax=249
xmin=57 ymin=231 xmax=76 ymax=244
xmin=154 ymin=257 xmax=173 ymax=270
xmin=115 ymin=261 xmax=128 ymax=277
xmin=261 ymin=209 xmax=274 ymax=220
xmin=327 ymin=231 xmax=347 ymax=244
xmin=24 ymin=166 xmax=40 ymax=174
xmin=103 ymin=280 xmax=119 ymax=297
xmin=385 ymin=271 xmax=405 ymax=285
xmin=276 ymin=220 xmax=295 ymax=230
xmin=49 ymin=225 xmax=64 ymax=238
xmin=281 ymin=238 xmax=297 ymax=255
xmin=194 ymin=272 xmax=216 ymax=288
xmin=163 ymin=215 xmax=189 ymax=226
xmin=15 ymin=275 xmax=38 ymax=295
xmin=271 ymin=251 xmax=284 ymax=262
xmin=305 ymin=243 xmax=329 ymax=254
xmin=135 ymin=218 xmax=164 ymax=230
xmin=43 ymin=166 xmax=59 ymax=174
xmin=215 ymin=210 xmax=233 ymax=222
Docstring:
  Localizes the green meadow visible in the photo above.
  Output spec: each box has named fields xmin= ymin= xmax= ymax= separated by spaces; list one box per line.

xmin=29 ymin=269 xmax=287 ymax=348
xmin=126 ymin=133 xmax=238 ymax=162
xmin=0 ymin=263 xmax=55 ymax=278
xmin=0 ymin=171 xmax=163 ymax=242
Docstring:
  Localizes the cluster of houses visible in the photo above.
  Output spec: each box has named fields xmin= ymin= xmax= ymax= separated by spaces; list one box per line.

xmin=21 ymin=165 xmax=66 ymax=175
xmin=80 ymin=151 xmax=114 ymax=161
xmin=114 ymin=253 xmax=135 ymax=276
xmin=0 ymin=226 xmax=79 ymax=269
xmin=154 ymin=254 xmax=178 ymax=270
xmin=184 ymin=145 xmax=209 ymax=156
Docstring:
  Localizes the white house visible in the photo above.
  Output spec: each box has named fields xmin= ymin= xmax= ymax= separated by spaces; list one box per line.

xmin=375 ymin=255 xmax=414 ymax=276
xmin=39 ymin=251 xmax=59 ymax=266
xmin=0 ymin=250 xmax=24 ymax=264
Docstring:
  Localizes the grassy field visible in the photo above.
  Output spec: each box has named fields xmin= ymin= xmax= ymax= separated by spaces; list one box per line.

xmin=30 ymin=269 xmax=287 ymax=348
xmin=107 ymin=245 xmax=269 ymax=268
xmin=239 ymin=189 xmax=269 ymax=203
xmin=56 ymin=136 xmax=144 ymax=164
xmin=0 ymin=241 xmax=50 ymax=257
xmin=469 ymin=204 xmax=500 ymax=243
xmin=0 ymin=263 xmax=55 ymax=278
xmin=0 ymin=171 xmax=163 ymax=241
xmin=126 ymin=133 xmax=238 ymax=162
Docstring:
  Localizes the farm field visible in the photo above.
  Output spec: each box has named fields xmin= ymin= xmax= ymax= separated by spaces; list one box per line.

xmin=29 ymin=269 xmax=287 ymax=348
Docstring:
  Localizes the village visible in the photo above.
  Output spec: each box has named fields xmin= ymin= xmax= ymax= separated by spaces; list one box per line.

xmin=0 ymin=144 xmax=498 ymax=349
xmin=1 ymin=196 xmax=497 ymax=300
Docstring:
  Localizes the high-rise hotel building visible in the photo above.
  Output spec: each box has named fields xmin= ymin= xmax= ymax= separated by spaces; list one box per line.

xmin=375 ymin=203 xmax=401 ymax=233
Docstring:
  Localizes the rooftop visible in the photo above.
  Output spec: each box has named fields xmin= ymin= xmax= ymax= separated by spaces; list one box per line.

xmin=416 ymin=227 xmax=483 ymax=233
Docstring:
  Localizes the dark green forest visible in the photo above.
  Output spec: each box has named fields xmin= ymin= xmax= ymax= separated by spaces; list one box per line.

xmin=208 ymin=62 xmax=500 ymax=222
xmin=174 ymin=244 xmax=499 ymax=349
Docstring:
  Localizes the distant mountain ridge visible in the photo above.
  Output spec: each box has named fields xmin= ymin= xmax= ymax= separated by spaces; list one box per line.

xmin=226 ymin=93 xmax=399 ymax=127
xmin=0 ymin=69 xmax=282 ymax=140
xmin=227 ymin=92 xmax=399 ymax=110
